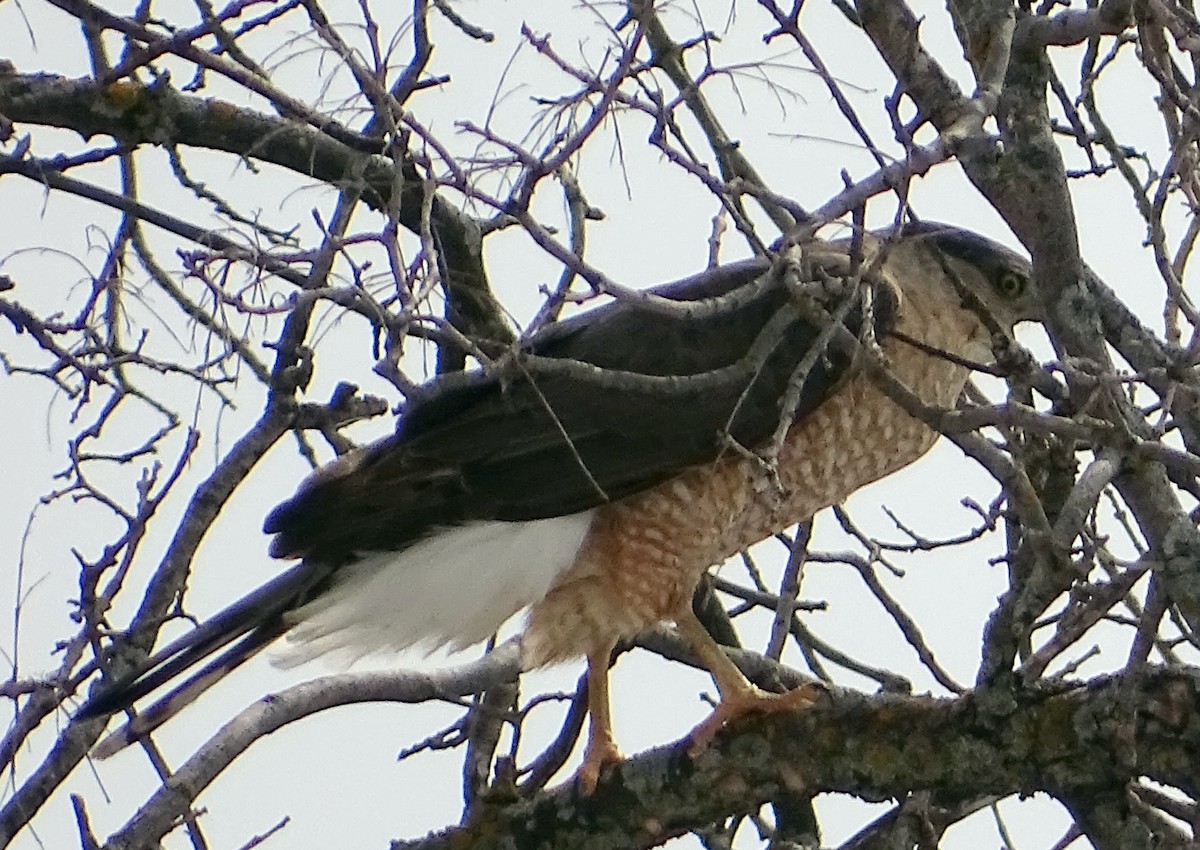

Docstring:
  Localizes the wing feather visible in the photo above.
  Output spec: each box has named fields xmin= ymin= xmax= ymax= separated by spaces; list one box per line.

xmin=266 ymin=249 xmax=899 ymax=560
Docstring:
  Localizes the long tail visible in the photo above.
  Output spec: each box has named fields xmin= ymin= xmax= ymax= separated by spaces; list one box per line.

xmin=79 ymin=563 xmax=323 ymax=758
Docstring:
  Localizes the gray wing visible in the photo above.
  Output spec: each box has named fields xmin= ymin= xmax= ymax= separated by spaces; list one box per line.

xmin=264 ymin=252 xmax=898 ymax=560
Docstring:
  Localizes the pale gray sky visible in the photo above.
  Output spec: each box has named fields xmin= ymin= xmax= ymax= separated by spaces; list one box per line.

xmin=0 ymin=1 xmax=1176 ymax=848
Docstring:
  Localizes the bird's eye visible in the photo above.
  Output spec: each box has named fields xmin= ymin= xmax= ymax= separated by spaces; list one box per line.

xmin=995 ymin=271 xmax=1027 ymax=298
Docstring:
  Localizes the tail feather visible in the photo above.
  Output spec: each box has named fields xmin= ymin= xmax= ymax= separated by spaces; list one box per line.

xmin=78 ymin=515 xmax=594 ymax=755
xmin=78 ymin=563 xmax=325 ymax=753
xmin=90 ymin=623 xmax=284 ymax=758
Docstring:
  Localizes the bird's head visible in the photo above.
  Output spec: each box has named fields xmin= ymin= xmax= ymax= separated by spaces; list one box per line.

xmin=859 ymin=221 xmax=1041 ymax=366
xmin=890 ymin=220 xmax=1041 ymax=328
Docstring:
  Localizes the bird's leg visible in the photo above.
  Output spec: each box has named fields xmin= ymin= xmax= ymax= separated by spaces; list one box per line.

xmin=675 ymin=606 xmax=822 ymax=753
xmin=576 ymin=640 xmax=622 ymax=794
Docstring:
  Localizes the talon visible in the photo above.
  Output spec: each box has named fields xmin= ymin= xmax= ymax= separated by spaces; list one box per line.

xmin=688 ymin=682 xmax=824 ymax=755
xmin=576 ymin=735 xmax=622 ymax=795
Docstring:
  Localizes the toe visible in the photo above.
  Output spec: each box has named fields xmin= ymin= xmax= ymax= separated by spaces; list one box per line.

xmin=688 ymin=681 xmax=824 ymax=754
xmin=576 ymin=738 xmax=622 ymax=794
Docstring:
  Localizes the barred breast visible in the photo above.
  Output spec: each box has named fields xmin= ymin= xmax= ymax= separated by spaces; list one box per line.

xmin=521 ymin=277 xmax=987 ymax=667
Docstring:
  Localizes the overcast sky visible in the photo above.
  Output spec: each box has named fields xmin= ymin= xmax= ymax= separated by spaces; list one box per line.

xmin=0 ymin=1 xmax=1175 ymax=848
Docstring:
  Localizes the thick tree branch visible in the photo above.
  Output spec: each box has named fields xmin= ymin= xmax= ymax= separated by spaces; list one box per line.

xmin=397 ymin=668 xmax=1200 ymax=850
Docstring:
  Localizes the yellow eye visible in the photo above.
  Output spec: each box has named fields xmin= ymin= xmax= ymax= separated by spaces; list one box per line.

xmin=995 ymin=270 xmax=1026 ymax=298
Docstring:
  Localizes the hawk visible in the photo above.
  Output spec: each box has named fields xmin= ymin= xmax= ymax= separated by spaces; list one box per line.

xmin=81 ymin=222 xmax=1039 ymax=790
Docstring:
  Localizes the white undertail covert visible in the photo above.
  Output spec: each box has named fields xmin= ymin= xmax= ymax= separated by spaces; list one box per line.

xmin=275 ymin=511 xmax=597 ymax=667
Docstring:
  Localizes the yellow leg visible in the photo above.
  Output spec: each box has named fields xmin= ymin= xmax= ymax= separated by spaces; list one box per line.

xmin=675 ymin=606 xmax=823 ymax=753
xmin=576 ymin=641 xmax=622 ymax=794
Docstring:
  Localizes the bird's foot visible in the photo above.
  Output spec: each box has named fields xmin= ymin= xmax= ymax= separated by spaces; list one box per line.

xmin=575 ymin=731 xmax=623 ymax=795
xmin=688 ymin=682 xmax=825 ymax=755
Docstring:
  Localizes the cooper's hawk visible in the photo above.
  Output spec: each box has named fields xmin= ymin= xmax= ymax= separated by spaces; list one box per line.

xmin=81 ymin=222 xmax=1039 ymax=790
